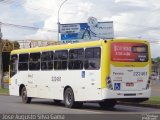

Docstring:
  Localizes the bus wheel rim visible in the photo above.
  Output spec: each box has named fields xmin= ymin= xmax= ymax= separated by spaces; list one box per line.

xmin=22 ymin=90 xmax=27 ymax=101
xmin=66 ymin=92 xmax=72 ymax=105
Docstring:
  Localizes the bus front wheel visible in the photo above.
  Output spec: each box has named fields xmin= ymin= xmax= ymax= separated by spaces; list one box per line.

xmin=99 ymin=99 xmax=116 ymax=109
xmin=21 ymin=87 xmax=32 ymax=104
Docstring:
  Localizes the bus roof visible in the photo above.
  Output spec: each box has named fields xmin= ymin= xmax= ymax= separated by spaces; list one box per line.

xmin=11 ymin=39 xmax=149 ymax=54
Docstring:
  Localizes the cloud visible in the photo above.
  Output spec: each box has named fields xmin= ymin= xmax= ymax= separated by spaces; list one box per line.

xmin=0 ymin=0 xmax=160 ymax=57
xmin=25 ymin=0 xmax=95 ymax=40
xmin=3 ymin=0 xmax=160 ymax=41
xmin=24 ymin=0 xmax=59 ymax=40
xmin=0 ymin=0 xmax=48 ymax=40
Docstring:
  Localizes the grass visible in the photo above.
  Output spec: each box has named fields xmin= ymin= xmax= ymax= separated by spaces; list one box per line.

xmin=0 ymin=87 xmax=9 ymax=95
xmin=143 ymin=96 xmax=160 ymax=105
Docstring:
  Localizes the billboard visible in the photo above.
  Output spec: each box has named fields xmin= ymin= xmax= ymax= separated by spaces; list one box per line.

xmin=59 ymin=18 xmax=114 ymax=42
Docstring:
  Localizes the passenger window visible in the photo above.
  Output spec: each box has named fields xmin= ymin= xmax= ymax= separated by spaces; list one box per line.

xmin=18 ymin=53 xmax=29 ymax=71
xmin=10 ymin=54 xmax=18 ymax=77
xmin=41 ymin=51 xmax=53 ymax=70
xmin=29 ymin=52 xmax=40 ymax=70
xmin=68 ymin=49 xmax=84 ymax=70
xmin=85 ymin=47 xmax=101 ymax=70
xmin=54 ymin=50 xmax=68 ymax=70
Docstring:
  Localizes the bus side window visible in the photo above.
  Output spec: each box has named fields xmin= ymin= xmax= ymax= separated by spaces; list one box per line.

xmin=29 ymin=52 xmax=41 ymax=70
xmin=84 ymin=47 xmax=101 ymax=70
xmin=54 ymin=50 xmax=68 ymax=70
xmin=10 ymin=54 xmax=18 ymax=77
xmin=41 ymin=51 xmax=54 ymax=70
xmin=18 ymin=53 xmax=29 ymax=71
xmin=68 ymin=49 xmax=84 ymax=70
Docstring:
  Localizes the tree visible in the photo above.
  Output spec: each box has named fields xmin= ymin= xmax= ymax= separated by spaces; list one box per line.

xmin=153 ymin=57 xmax=160 ymax=63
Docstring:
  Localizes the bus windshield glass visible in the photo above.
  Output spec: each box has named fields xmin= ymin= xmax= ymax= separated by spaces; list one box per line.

xmin=111 ymin=42 xmax=148 ymax=62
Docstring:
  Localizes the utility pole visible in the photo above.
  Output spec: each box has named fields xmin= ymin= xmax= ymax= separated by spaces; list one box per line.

xmin=0 ymin=22 xmax=3 ymax=88
xmin=57 ymin=0 xmax=68 ymax=41
xmin=158 ymin=63 xmax=160 ymax=80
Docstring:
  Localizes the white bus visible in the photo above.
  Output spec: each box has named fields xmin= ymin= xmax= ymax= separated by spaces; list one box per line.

xmin=9 ymin=39 xmax=152 ymax=108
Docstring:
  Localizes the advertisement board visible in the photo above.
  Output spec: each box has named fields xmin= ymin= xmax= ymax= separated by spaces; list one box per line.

xmin=59 ymin=19 xmax=114 ymax=42
xmin=111 ymin=42 xmax=148 ymax=62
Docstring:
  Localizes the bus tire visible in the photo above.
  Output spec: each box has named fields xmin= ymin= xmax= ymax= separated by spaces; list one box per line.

xmin=21 ymin=87 xmax=32 ymax=104
xmin=99 ymin=99 xmax=116 ymax=109
xmin=64 ymin=88 xmax=76 ymax=108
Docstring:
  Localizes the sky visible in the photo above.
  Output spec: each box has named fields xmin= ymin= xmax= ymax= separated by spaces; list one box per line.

xmin=0 ymin=0 xmax=160 ymax=58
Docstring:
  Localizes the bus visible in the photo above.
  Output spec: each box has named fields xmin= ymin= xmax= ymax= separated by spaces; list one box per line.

xmin=9 ymin=39 xmax=151 ymax=109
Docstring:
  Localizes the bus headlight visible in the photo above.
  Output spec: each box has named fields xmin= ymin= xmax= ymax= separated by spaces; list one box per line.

xmin=106 ymin=76 xmax=113 ymax=90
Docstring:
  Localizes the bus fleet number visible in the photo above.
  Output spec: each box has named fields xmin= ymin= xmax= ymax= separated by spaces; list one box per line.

xmin=51 ymin=76 xmax=61 ymax=82
xmin=133 ymin=72 xmax=147 ymax=76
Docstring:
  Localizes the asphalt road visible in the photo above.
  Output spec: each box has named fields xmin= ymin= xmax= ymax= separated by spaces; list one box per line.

xmin=0 ymin=95 xmax=160 ymax=120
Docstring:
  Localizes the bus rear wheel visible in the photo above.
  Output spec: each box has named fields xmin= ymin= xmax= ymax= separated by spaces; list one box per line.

xmin=99 ymin=99 xmax=116 ymax=109
xmin=21 ymin=87 xmax=31 ymax=104
xmin=64 ymin=88 xmax=83 ymax=108
xmin=64 ymin=88 xmax=75 ymax=108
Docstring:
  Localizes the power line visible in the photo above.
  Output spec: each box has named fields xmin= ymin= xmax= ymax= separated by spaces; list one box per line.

xmin=0 ymin=0 xmax=12 ymax=4
xmin=1 ymin=21 xmax=160 ymax=44
xmin=1 ymin=1 xmax=160 ymax=31
xmin=3 ymin=1 xmax=159 ymax=31
xmin=0 ymin=0 xmax=54 ymax=14
xmin=0 ymin=21 xmax=57 ymax=33
xmin=114 ymin=21 xmax=160 ymax=30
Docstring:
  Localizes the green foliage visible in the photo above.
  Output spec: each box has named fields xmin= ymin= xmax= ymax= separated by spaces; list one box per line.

xmin=144 ymin=96 xmax=160 ymax=105
xmin=13 ymin=41 xmax=20 ymax=49
xmin=0 ymin=87 xmax=9 ymax=95
xmin=153 ymin=57 xmax=160 ymax=63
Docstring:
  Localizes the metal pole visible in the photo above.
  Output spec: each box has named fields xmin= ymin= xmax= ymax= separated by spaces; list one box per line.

xmin=57 ymin=0 xmax=68 ymax=41
xmin=158 ymin=63 xmax=160 ymax=80
xmin=0 ymin=22 xmax=3 ymax=88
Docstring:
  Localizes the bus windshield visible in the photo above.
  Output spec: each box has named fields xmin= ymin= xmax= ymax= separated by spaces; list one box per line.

xmin=111 ymin=42 xmax=148 ymax=62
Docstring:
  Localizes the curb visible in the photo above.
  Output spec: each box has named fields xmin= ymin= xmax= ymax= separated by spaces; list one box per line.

xmin=118 ymin=102 xmax=160 ymax=109
xmin=0 ymin=93 xmax=9 ymax=96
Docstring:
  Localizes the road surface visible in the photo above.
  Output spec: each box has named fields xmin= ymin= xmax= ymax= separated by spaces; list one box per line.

xmin=0 ymin=95 xmax=160 ymax=120
xmin=151 ymin=80 xmax=160 ymax=96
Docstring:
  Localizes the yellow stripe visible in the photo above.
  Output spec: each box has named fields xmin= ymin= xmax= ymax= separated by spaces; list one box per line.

xmin=11 ymin=40 xmax=103 ymax=54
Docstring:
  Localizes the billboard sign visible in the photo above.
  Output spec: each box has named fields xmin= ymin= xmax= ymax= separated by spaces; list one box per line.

xmin=59 ymin=17 xmax=114 ymax=42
